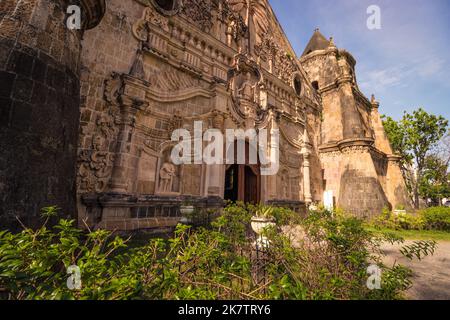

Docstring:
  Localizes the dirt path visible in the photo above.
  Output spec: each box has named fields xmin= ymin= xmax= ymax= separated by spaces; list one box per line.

xmin=381 ymin=241 xmax=450 ymax=300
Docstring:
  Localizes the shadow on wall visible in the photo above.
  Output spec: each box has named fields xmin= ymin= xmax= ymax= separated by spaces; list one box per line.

xmin=394 ymin=185 xmax=411 ymax=210
xmin=338 ymin=168 xmax=391 ymax=219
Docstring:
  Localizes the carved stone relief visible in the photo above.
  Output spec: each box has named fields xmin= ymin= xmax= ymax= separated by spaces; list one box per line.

xmin=157 ymin=147 xmax=181 ymax=194
xmin=181 ymin=0 xmax=214 ymax=32
xmin=78 ymin=114 xmax=118 ymax=193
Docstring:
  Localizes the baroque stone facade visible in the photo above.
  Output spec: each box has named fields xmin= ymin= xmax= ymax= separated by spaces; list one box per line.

xmin=0 ymin=0 xmax=410 ymax=231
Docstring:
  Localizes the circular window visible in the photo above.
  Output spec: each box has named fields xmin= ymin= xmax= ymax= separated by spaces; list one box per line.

xmin=152 ymin=0 xmax=179 ymax=15
xmin=293 ymin=75 xmax=302 ymax=96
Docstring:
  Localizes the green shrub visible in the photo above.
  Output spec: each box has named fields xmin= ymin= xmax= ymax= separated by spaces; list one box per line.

xmin=421 ymin=207 xmax=450 ymax=231
xmin=0 ymin=205 xmax=435 ymax=300
xmin=372 ymin=206 xmax=450 ymax=231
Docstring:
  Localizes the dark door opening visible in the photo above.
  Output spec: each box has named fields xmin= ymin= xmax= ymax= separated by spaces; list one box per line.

xmin=225 ymin=164 xmax=239 ymax=202
xmin=244 ymin=165 xmax=259 ymax=204
xmin=224 ymin=164 xmax=261 ymax=204
xmin=224 ymin=142 xmax=261 ymax=204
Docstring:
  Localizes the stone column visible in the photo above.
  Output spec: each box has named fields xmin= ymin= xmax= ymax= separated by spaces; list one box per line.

xmin=109 ymin=76 xmax=148 ymax=193
xmin=301 ymin=128 xmax=313 ymax=204
xmin=0 ymin=0 xmax=105 ymax=229
xmin=266 ymin=110 xmax=279 ymax=200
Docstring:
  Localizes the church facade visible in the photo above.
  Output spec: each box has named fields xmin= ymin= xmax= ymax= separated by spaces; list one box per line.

xmin=0 ymin=0 xmax=409 ymax=231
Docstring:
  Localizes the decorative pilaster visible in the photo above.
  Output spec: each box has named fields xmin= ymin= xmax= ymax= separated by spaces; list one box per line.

xmin=301 ymin=127 xmax=313 ymax=204
xmin=109 ymin=75 xmax=149 ymax=193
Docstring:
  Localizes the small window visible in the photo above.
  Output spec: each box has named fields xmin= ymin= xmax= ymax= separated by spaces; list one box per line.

xmin=155 ymin=0 xmax=175 ymax=11
xmin=312 ymin=81 xmax=319 ymax=91
xmin=293 ymin=75 xmax=302 ymax=96
xmin=152 ymin=0 xmax=179 ymax=15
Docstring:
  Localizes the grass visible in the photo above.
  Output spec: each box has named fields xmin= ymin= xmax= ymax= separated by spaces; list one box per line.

xmin=366 ymin=226 xmax=450 ymax=242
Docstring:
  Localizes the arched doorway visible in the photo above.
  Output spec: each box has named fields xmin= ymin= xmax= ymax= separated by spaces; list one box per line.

xmin=224 ymin=142 xmax=261 ymax=204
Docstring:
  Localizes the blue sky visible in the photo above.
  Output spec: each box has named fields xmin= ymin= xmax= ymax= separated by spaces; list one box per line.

xmin=269 ymin=0 xmax=450 ymax=121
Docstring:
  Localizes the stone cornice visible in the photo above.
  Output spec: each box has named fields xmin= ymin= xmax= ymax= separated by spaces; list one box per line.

xmin=352 ymin=87 xmax=372 ymax=109
xmin=318 ymin=138 xmax=406 ymax=163
xmin=319 ymin=138 xmax=375 ymax=153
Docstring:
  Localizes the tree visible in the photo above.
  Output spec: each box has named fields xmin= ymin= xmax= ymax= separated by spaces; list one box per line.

xmin=420 ymin=154 xmax=450 ymax=205
xmin=382 ymin=108 xmax=448 ymax=208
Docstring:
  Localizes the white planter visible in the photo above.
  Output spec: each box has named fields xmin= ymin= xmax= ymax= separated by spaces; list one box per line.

xmin=393 ymin=210 xmax=407 ymax=216
xmin=251 ymin=216 xmax=276 ymax=235
xmin=180 ymin=206 xmax=195 ymax=216
xmin=179 ymin=206 xmax=195 ymax=225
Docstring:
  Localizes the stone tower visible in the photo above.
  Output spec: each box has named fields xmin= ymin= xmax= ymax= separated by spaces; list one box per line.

xmin=300 ymin=29 xmax=410 ymax=217
xmin=0 ymin=0 xmax=105 ymax=229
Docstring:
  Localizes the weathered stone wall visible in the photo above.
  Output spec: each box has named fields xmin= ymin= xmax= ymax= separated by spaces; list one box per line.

xmin=320 ymin=148 xmax=390 ymax=218
xmin=0 ymin=0 xmax=83 ymax=229
xmin=76 ymin=0 xmax=143 ymax=195
xmin=386 ymin=157 xmax=411 ymax=209
xmin=0 ymin=0 xmax=105 ymax=230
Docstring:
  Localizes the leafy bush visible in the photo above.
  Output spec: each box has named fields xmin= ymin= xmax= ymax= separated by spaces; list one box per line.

xmin=421 ymin=207 xmax=450 ymax=231
xmin=0 ymin=205 xmax=435 ymax=300
xmin=372 ymin=206 xmax=450 ymax=231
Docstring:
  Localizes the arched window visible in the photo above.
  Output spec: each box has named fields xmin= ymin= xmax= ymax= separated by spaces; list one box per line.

xmin=312 ymin=81 xmax=319 ymax=91
xmin=152 ymin=0 xmax=179 ymax=15
xmin=155 ymin=0 xmax=175 ymax=11
xmin=293 ymin=75 xmax=302 ymax=96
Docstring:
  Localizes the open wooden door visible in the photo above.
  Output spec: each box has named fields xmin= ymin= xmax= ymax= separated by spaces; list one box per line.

xmin=224 ymin=142 xmax=261 ymax=204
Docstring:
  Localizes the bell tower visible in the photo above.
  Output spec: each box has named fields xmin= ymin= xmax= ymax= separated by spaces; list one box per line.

xmin=299 ymin=29 xmax=409 ymax=217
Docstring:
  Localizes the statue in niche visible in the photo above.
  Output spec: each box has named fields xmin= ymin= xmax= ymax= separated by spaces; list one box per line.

xmin=226 ymin=19 xmax=237 ymax=46
xmin=258 ymin=83 xmax=267 ymax=110
xmin=238 ymin=72 xmax=256 ymax=102
xmin=159 ymin=160 xmax=176 ymax=193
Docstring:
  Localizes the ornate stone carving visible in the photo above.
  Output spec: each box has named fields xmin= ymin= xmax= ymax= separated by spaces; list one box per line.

xmin=180 ymin=0 xmax=214 ymax=32
xmin=78 ymin=114 xmax=118 ymax=193
xmin=210 ymin=110 xmax=227 ymax=132
xmin=104 ymin=72 xmax=123 ymax=106
xmin=150 ymin=66 xmax=200 ymax=91
xmin=254 ymin=34 xmax=299 ymax=86
xmin=167 ymin=111 xmax=183 ymax=133
xmin=341 ymin=145 xmax=371 ymax=154
xmin=132 ymin=6 xmax=169 ymax=41
xmin=217 ymin=1 xmax=248 ymax=48
xmin=227 ymin=53 xmax=267 ymax=123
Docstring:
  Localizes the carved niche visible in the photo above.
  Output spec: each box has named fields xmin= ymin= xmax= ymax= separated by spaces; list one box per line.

xmin=227 ymin=54 xmax=268 ymax=122
xmin=156 ymin=147 xmax=181 ymax=195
